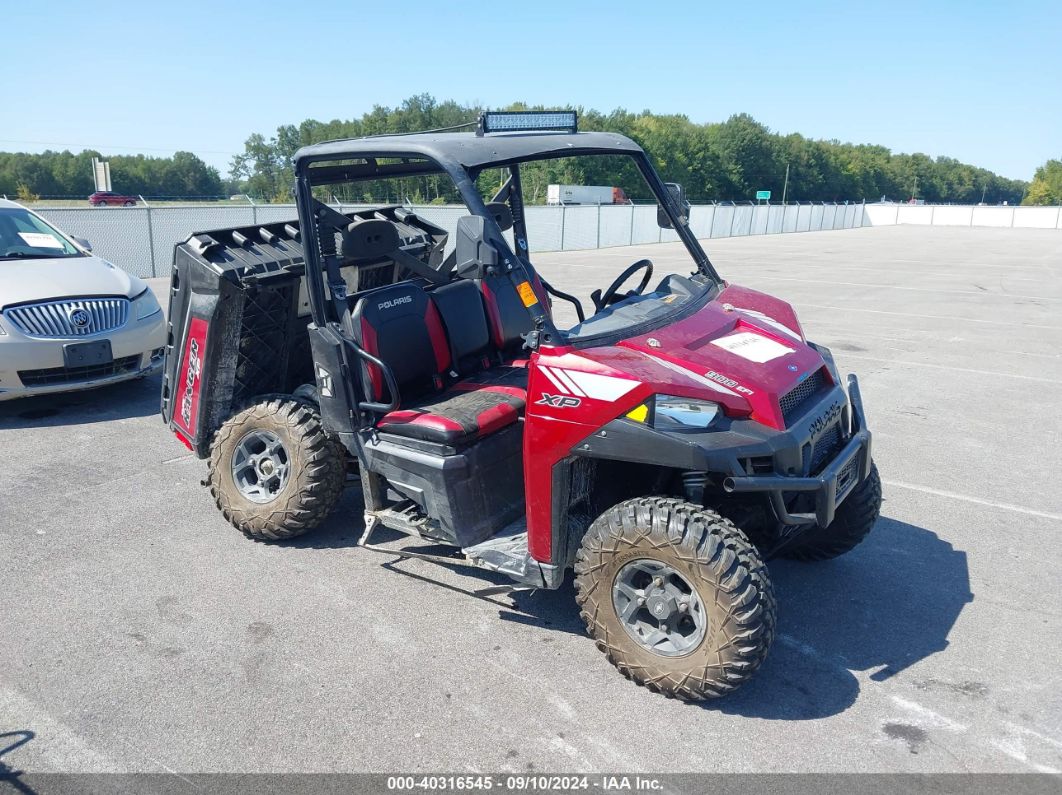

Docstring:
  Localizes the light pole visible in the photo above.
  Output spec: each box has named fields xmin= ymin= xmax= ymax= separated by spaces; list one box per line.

xmin=781 ymin=163 xmax=790 ymax=204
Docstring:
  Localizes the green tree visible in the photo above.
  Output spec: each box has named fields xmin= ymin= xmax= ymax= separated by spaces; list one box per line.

xmin=1023 ymin=160 xmax=1062 ymax=205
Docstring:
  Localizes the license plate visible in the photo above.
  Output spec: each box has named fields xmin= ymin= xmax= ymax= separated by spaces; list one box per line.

xmin=64 ymin=339 xmax=113 ymax=368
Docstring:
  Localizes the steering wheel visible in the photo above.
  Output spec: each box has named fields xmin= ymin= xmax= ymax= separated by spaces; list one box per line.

xmin=591 ymin=259 xmax=654 ymax=312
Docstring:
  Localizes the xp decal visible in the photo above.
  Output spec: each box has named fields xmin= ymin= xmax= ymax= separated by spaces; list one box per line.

xmin=536 ymin=394 xmax=582 ymax=408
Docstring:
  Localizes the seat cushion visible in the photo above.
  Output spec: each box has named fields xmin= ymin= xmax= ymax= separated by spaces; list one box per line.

xmin=377 ymin=384 xmax=525 ymax=444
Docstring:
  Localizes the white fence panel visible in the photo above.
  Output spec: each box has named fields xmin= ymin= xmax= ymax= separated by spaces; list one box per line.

xmin=561 ymin=206 xmax=598 ymax=250
xmin=896 ymin=205 xmax=933 ymax=225
xmin=971 ymin=206 xmax=1013 ymax=228
xmin=732 ymin=205 xmax=754 ymax=237
xmin=796 ymin=204 xmax=813 ymax=232
xmin=525 ymin=206 xmax=563 ymax=252
xmin=810 ymin=204 xmax=826 ymax=230
xmin=863 ymin=204 xmax=897 ymax=226
xmin=711 ymin=206 xmax=736 ymax=238
xmin=632 ymin=206 xmax=661 ymax=244
xmin=749 ymin=205 xmax=769 ymax=235
xmin=765 ymin=205 xmax=784 ymax=234
xmin=688 ymin=205 xmax=715 ymax=238
xmin=780 ymin=205 xmax=798 ymax=233
xmin=932 ymin=206 xmax=973 ymax=226
xmin=1013 ymin=207 xmax=1059 ymax=229
xmin=599 ymin=206 xmax=634 ymax=247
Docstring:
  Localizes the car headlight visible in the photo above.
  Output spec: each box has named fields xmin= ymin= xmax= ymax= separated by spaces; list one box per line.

xmin=651 ymin=395 xmax=720 ymax=429
xmin=134 ymin=289 xmax=162 ymax=320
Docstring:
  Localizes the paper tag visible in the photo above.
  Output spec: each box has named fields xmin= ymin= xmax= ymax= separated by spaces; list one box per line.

xmin=710 ymin=331 xmax=794 ymax=363
xmin=18 ymin=232 xmax=65 ymax=249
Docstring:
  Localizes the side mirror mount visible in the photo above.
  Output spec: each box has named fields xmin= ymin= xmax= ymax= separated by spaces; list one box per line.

xmin=454 ymin=215 xmax=498 ymax=279
xmin=657 ymin=182 xmax=690 ymax=229
xmin=72 ymin=236 xmax=93 ymax=251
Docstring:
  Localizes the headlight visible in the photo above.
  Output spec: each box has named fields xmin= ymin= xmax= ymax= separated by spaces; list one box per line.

xmin=134 ymin=290 xmax=162 ymax=320
xmin=652 ymin=395 xmax=720 ymax=429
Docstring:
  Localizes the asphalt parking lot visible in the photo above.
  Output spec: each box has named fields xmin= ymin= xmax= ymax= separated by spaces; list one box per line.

xmin=1 ymin=225 xmax=1060 ymax=775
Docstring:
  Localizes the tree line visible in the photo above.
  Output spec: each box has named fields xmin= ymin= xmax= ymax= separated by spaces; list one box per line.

xmin=0 ymin=150 xmax=224 ymax=200
xmin=2 ymin=95 xmax=1044 ymax=206
xmin=228 ymin=94 xmax=1029 ymax=205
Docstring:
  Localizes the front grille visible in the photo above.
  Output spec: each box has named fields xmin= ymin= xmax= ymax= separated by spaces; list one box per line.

xmin=810 ymin=424 xmax=843 ymax=473
xmin=779 ymin=368 xmax=827 ymax=424
xmin=3 ymin=297 xmax=130 ymax=338
xmin=837 ymin=457 xmax=859 ymax=498
xmin=18 ymin=355 xmax=141 ymax=387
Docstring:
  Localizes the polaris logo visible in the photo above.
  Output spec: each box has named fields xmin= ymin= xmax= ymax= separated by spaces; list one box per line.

xmin=378 ymin=295 xmax=412 ymax=310
xmin=536 ymin=393 xmax=582 ymax=408
xmin=808 ymin=401 xmax=842 ymax=437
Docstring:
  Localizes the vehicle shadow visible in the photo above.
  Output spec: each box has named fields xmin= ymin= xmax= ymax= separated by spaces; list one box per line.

xmin=0 ymin=730 xmax=37 ymax=795
xmin=715 ymin=514 xmax=972 ymax=719
xmin=0 ymin=373 xmax=161 ymax=429
xmin=284 ymin=494 xmax=973 ymax=717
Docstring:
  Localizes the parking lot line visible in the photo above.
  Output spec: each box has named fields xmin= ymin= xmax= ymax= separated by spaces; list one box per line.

xmin=883 ymin=480 xmax=1062 ymax=522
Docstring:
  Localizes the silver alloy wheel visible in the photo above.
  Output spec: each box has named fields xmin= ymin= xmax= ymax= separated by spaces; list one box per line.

xmin=230 ymin=429 xmax=290 ymax=504
xmin=612 ymin=558 xmax=707 ymax=657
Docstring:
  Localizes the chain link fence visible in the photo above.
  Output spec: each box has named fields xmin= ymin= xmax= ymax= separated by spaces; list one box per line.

xmin=27 ymin=201 xmax=868 ymax=279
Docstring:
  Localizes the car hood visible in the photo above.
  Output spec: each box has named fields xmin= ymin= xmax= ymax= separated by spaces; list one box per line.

xmin=0 ymin=255 xmax=144 ymax=308
xmin=555 ymin=283 xmax=831 ymax=431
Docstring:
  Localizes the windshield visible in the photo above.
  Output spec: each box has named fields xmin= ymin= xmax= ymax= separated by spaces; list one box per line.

xmin=0 ymin=207 xmax=83 ymax=260
xmin=497 ymin=153 xmax=715 ymax=345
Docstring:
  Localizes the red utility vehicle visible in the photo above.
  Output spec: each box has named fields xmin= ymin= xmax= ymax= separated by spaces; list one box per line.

xmin=161 ymin=112 xmax=880 ymax=699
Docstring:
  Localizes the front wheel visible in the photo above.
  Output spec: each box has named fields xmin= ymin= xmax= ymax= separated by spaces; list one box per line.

xmin=208 ymin=396 xmax=346 ymax=541
xmin=574 ymin=497 xmax=776 ymax=700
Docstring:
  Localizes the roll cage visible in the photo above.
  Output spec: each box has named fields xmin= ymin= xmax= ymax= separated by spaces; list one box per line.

xmin=292 ymin=126 xmax=722 ymax=351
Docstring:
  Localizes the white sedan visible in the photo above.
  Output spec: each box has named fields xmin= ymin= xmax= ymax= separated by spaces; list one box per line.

xmin=0 ymin=199 xmax=167 ymax=401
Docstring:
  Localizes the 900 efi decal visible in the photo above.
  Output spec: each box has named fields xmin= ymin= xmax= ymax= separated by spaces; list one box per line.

xmin=173 ymin=317 xmax=208 ymax=437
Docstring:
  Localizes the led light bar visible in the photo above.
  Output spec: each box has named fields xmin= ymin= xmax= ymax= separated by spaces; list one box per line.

xmin=477 ymin=111 xmax=578 ymax=136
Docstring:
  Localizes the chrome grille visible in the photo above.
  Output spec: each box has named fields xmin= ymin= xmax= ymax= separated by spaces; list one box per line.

xmin=779 ymin=368 xmax=827 ymax=425
xmin=18 ymin=355 xmax=141 ymax=387
xmin=3 ymin=297 xmax=130 ymax=338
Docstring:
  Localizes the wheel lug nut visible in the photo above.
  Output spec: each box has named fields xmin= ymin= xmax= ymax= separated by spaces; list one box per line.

xmin=679 ymin=602 xmax=688 ymax=612
xmin=637 ymin=597 xmax=646 ymax=606
xmin=654 ymin=577 xmax=663 ymax=587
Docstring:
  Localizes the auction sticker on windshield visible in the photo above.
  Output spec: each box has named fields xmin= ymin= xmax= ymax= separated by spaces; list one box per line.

xmin=18 ymin=232 xmax=64 ymax=249
xmin=710 ymin=331 xmax=794 ymax=363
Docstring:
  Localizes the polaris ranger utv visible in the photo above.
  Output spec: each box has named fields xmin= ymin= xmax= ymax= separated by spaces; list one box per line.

xmin=162 ymin=111 xmax=880 ymax=700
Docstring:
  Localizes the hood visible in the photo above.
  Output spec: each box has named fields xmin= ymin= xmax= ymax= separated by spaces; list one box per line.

xmin=566 ymin=283 xmax=831 ymax=430
xmin=0 ymin=255 xmax=144 ymax=308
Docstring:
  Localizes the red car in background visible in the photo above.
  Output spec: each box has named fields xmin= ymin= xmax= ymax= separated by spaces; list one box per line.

xmin=88 ymin=191 xmax=139 ymax=207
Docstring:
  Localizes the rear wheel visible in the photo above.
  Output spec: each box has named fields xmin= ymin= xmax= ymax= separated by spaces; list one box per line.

xmin=208 ymin=396 xmax=345 ymax=540
xmin=574 ymin=497 xmax=775 ymax=700
xmin=781 ymin=463 xmax=882 ymax=561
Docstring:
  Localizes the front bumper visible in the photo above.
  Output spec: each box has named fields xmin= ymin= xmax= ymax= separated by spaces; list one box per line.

xmin=577 ymin=372 xmax=873 ymax=530
xmin=722 ymin=374 xmax=872 ymax=527
xmin=0 ymin=311 xmax=167 ymax=401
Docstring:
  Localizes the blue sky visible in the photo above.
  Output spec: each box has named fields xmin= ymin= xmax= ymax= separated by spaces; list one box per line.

xmin=5 ymin=1 xmax=1059 ymax=181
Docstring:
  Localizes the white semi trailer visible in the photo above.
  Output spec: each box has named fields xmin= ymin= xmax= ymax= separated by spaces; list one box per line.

xmin=546 ymin=184 xmax=630 ymax=205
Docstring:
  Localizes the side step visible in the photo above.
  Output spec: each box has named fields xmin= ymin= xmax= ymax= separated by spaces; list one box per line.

xmin=360 ymin=508 xmax=561 ymax=590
